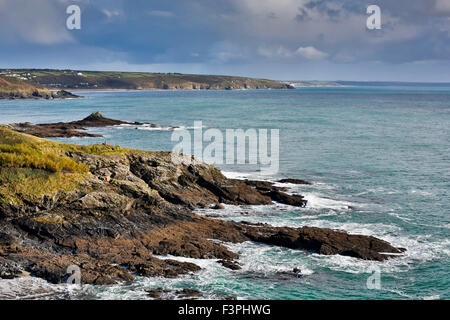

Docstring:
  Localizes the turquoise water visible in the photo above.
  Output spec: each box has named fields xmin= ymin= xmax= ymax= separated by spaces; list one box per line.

xmin=0 ymin=87 xmax=449 ymax=299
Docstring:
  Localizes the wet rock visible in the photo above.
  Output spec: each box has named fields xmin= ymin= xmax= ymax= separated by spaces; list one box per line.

xmin=242 ymin=225 xmax=406 ymax=261
xmin=218 ymin=259 xmax=242 ymax=270
xmin=262 ymin=191 xmax=307 ymax=207
xmin=51 ymin=90 xmax=80 ymax=99
xmin=176 ymin=288 xmax=202 ymax=298
xmin=146 ymin=288 xmax=170 ymax=298
xmin=153 ymin=237 xmax=238 ymax=260
xmin=243 ymin=180 xmax=287 ymax=192
xmin=145 ymin=287 xmax=235 ymax=300
xmin=211 ymin=203 xmax=225 ymax=210
xmin=131 ymin=260 xmax=201 ymax=278
xmin=0 ymin=130 xmax=406 ymax=287
xmin=277 ymin=179 xmax=312 ymax=185
xmin=7 ymin=112 xmax=160 ymax=138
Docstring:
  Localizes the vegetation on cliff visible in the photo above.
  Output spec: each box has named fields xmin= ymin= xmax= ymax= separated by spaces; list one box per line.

xmin=0 ymin=127 xmax=124 ymax=204
xmin=0 ymin=76 xmax=79 ymax=99
xmin=1 ymin=69 xmax=293 ymax=90
xmin=0 ymin=76 xmax=53 ymax=99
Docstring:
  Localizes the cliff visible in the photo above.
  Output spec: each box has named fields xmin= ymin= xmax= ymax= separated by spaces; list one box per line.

xmin=0 ymin=76 xmax=79 ymax=100
xmin=0 ymin=127 xmax=405 ymax=284
xmin=0 ymin=69 xmax=294 ymax=91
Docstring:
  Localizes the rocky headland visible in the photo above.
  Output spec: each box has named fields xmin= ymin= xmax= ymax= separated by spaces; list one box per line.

xmin=6 ymin=112 xmax=177 ymax=138
xmin=1 ymin=70 xmax=294 ymax=92
xmin=0 ymin=75 xmax=79 ymax=100
xmin=0 ymin=126 xmax=405 ymax=285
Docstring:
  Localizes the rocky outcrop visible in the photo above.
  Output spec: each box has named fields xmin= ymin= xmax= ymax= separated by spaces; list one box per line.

xmin=0 ymin=133 xmax=406 ymax=285
xmin=50 ymin=90 xmax=79 ymax=99
xmin=240 ymin=225 xmax=406 ymax=261
xmin=277 ymin=178 xmax=312 ymax=185
xmin=241 ymin=179 xmax=307 ymax=207
xmin=0 ymin=75 xmax=79 ymax=100
xmin=145 ymin=287 xmax=236 ymax=300
xmin=6 ymin=112 xmax=177 ymax=138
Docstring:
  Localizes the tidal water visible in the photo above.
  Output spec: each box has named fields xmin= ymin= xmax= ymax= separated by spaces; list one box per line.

xmin=0 ymin=86 xmax=449 ymax=300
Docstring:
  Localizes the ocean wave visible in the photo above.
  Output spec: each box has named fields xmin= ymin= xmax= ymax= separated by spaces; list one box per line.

xmin=302 ymin=193 xmax=356 ymax=210
xmin=305 ymin=221 xmax=447 ymax=274
xmin=224 ymin=241 xmax=315 ymax=277
xmin=114 ymin=123 xmax=205 ymax=131
xmin=221 ymin=171 xmax=255 ymax=180
xmin=0 ymin=277 xmax=69 ymax=300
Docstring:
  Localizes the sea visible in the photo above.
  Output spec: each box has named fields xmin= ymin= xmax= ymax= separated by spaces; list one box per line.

xmin=0 ymin=84 xmax=449 ymax=300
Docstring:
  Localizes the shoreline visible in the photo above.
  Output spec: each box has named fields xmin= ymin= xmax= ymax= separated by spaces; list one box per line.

xmin=0 ymin=124 xmax=406 ymax=287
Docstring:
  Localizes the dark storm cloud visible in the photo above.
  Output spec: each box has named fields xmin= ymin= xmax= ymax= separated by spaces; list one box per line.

xmin=0 ymin=0 xmax=448 ymax=81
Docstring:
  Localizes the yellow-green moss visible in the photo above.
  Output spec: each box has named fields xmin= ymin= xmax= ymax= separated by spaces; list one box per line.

xmin=0 ymin=167 xmax=88 ymax=204
xmin=0 ymin=142 xmax=89 ymax=173
xmin=33 ymin=214 xmax=65 ymax=225
xmin=0 ymin=127 xmax=133 ymax=205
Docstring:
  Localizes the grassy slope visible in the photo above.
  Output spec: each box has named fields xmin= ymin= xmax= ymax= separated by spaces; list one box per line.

xmin=1 ymin=69 xmax=290 ymax=90
xmin=0 ymin=127 xmax=127 ymax=204
xmin=0 ymin=76 xmax=52 ymax=98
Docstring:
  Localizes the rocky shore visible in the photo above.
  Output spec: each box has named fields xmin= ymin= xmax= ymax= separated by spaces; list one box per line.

xmin=0 ymin=126 xmax=405 ymax=286
xmin=0 ymin=74 xmax=80 ymax=100
xmin=6 ymin=112 xmax=178 ymax=138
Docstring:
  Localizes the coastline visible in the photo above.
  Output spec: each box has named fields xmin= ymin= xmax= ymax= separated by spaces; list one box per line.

xmin=0 ymin=124 xmax=405 ymax=288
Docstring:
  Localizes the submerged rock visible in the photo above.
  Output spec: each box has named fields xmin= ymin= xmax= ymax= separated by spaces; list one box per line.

xmin=218 ymin=259 xmax=242 ymax=270
xmin=277 ymin=178 xmax=312 ymax=185
xmin=145 ymin=287 xmax=236 ymax=300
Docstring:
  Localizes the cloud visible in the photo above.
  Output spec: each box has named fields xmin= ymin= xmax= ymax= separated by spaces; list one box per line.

xmin=258 ymin=45 xmax=294 ymax=58
xmin=296 ymin=46 xmax=328 ymax=60
xmin=102 ymin=9 xmax=121 ymax=20
xmin=1 ymin=0 xmax=449 ymax=81
xmin=209 ymin=41 xmax=247 ymax=63
xmin=0 ymin=0 xmax=74 ymax=45
xmin=149 ymin=10 xmax=175 ymax=18
xmin=434 ymin=0 xmax=450 ymax=14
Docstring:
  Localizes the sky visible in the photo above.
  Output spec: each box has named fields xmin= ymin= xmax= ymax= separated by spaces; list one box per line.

xmin=0 ymin=0 xmax=449 ymax=82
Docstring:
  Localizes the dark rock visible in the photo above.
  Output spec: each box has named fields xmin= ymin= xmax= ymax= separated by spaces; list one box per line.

xmin=242 ymin=225 xmax=406 ymax=261
xmin=218 ymin=259 xmax=242 ymax=270
xmin=176 ymin=288 xmax=202 ymax=298
xmin=211 ymin=203 xmax=225 ymax=210
xmin=277 ymin=179 xmax=312 ymax=185
xmin=146 ymin=288 xmax=169 ymax=298
xmin=243 ymin=179 xmax=288 ymax=192
xmin=145 ymin=287 xmax=234 ymax=300
xmin=262 ymin=190 xmax=307 ymax=207
xmin=0 ymin=132 xmax=406 ymax=287
xmin=7 ymin=112 xmax=163 ymax=138
xmin=51 ymin=90 xmax=80 ymax=99
xmin=131 ymin=260 xmax=201 ymax=278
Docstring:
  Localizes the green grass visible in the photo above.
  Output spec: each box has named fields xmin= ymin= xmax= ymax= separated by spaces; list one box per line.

xmin=1 ymin=69 xmax=289 ymax=90
xmin=0 ymin=168 xmax=87 ymax=205
xmin=0 ymin=127 xmax=129 ymax=205
xmin=0 ymin=126 xmax=127 ymax=157
xmin=0 ymin=143 xmax=89 ymax=173
xmin=0 ymin=76 xmax=52 ymax=97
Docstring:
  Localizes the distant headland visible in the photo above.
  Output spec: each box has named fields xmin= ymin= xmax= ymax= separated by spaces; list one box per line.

xmin=0 ymin=69 xmax=293 ymax=99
